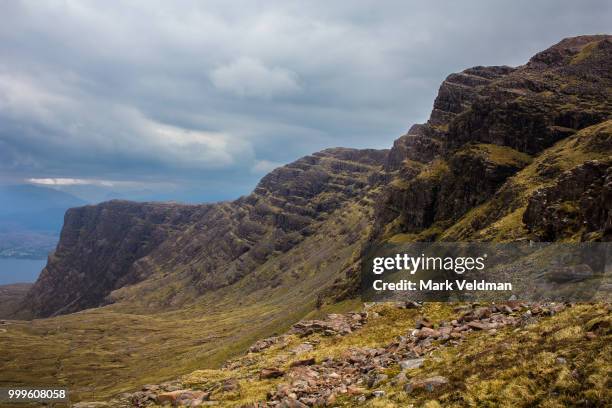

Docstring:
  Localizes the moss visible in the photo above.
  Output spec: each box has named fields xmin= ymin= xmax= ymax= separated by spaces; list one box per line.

xmin=570 ymin=40 xmax=601 ymax=65
xmin=459 ymin=143 xmax=533 ymax=168
xmin=417 ymin=160 xmax=450 ymax=181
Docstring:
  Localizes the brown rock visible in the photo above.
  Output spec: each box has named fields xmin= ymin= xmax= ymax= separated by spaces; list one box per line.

xmin=156 ymin=390 xmax=206 ymax=405
xmin=416 ymin=327 xmax=440 ymax=339
xmin=467 ymin=321 xmax=492 ymax=331
xmin=347 ymin=385 xmax=366 ymax=395
xmin=415 ymin=317 xmax=433 ymax=329
xmin=290 ymin=358 xmax=316 ymax=367
xmin=404 ymin=376 xmax=449 ymax=393
xmin=260 ymin=368 xmax=285 ymax=379
xmin=278 ymin=398 xmax=308 ymax=408
xmin=222 ymin=378 xmax=240 ymax=392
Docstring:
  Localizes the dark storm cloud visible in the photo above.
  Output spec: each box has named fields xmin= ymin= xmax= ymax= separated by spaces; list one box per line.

xmin=0 ymin=0 xmax=610 ymax=201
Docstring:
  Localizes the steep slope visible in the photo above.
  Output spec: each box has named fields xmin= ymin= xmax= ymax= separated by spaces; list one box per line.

xmin=373 ymin=35 xmax=611 ymax=245
xmin=22 ymin=148 xmax=387 ymax=317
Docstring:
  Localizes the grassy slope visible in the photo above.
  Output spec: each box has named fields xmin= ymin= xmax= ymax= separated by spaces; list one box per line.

xmin=361 ymin=304 xmax=611 ymax=408
xmin=0 ymin=122 xmax=608 ymax=404
xmin=0 ymin=201 xmax=373 ymax=401
xmin=440 ymin=120 xmax=612 ymax=241
xmin=151 ymin=303 xmax=610 ymax=407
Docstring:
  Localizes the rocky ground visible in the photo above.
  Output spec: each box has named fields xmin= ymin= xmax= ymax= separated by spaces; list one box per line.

xmin=74 ymin=300 xmax=610 ymax=408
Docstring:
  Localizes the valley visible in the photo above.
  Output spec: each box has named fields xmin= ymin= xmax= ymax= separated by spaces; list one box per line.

xmin=0 ymin=35 xmax=610 ymax=407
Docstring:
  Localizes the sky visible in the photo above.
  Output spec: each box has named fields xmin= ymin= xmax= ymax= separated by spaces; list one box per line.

xmin=0 ymin=0 xmax=610 ymax=203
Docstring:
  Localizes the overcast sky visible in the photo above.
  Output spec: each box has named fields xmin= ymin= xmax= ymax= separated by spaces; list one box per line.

xmin=0 ymin=1 xmax=610 ymax=202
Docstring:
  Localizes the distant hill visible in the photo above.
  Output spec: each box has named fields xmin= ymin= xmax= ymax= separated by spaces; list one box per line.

xmin=0 ymin=185 xmax=86 ymax=258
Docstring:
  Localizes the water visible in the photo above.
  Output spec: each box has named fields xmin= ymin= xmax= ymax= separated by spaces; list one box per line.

xmin=0 ymin=258 xmax=46 ymax=284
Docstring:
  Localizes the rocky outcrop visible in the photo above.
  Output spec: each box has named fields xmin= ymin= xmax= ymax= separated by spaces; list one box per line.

xmin=290 ymin=312 xmax=367 ymax=337
xmin=429 ymin=65 xmax=516 ymax=127
xmin=447 ymin=36 xmax=611 ymax=154
xmin=373 ymin=35 xmax=611 ymax=242
xmin=524 ymin=159 xmax=612 ymax=241
xmin=99 ymin=302 xmax=569 ymax=408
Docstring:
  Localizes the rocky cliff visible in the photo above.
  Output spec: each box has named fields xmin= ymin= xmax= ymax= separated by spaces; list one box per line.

xmin=23 ymin=148 xmax=387 ymax=317
xmin=21 ymin=35 xmax=612 ymax=319
xmin=373 ymin=34 xmax=611 ymax=244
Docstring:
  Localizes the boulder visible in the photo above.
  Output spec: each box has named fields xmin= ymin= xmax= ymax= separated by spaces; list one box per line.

xmin=156 ymin=390 xmax=206 ymax=406
xmin=404 ymin=376 xmax=449 ymax=393
xmin=260 ymin=368 xmax=285 ymax=379
xmin=399 ymin=358 xmax=425 ymax=370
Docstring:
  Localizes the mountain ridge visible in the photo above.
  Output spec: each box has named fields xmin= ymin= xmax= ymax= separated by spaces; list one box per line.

xmin=19 ymin=34 xmax=612 ymax=319
xmin=1 ymin=35 xmax=610 ymax=404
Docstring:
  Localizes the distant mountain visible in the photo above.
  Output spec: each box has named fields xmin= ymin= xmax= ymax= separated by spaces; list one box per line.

xmin=0 ymin=185 xmax=86 ymax=258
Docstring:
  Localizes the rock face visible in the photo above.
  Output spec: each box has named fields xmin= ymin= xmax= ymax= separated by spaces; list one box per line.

xmin=23 ymin=148 xmax=387 ymax=317
xmin=524 ymin=159 xmax=612 ymax=241
xmin=20 ymin=35 xmax=612 ymax=319
xmin=26 ymin=201 xmax=201 ymax=317
xmin=372 ymin=34 xmax=611 ymax=243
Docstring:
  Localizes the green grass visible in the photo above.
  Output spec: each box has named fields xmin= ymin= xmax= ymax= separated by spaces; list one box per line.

xmin=0 ymin=201 xmax=374 ymax=402
xmin=363 ymin=304 xmax=611 ymax=407
xmin=457 ymin=143 xmax=533 ymax=168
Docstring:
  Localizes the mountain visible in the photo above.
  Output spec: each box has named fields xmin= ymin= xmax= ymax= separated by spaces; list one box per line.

xmin=23 ymin=147 xmax=387 ymax=317
xmin=0 ymin=185 xmax=87 ymax=258
xmin=0 ymin=35 xmax=610 ymax=405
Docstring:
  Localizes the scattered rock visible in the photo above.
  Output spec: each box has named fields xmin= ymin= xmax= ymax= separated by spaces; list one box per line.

xmin=222 ymin=378 xmax=240 ymax=392
xmin=156 ymin=390 xmax=206 ymax=406
xmin=278 ymin=398 xmax=308 ymax=408
xmin=399 ymin=358 xmax=425 ymax=370
xmin=250 ymin=336 xmax=285 ymax=353
xmin=260 ymin=368 xmax=285 ymax=379
xmin=347 ymin=385 xmax=366 ymax=395
xmin=291 ymin=313 xmax=366 ymax=337
xmin=291 ymin=343 xmax=314 ymax=354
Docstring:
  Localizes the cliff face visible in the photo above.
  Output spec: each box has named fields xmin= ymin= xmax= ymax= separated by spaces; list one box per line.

xmin=22 ymin=35 xmax=612 ymax=318
xmin=373 ymin=35 xmax=611 ymax=244
xmin=26 ymin=201 xmax=203 ymax=317
xmin=24 ymin=148 xmax=387 ymax=317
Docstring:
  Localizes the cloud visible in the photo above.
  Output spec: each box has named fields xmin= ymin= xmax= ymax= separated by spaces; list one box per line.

xmin=0 ymin=0 xmax=609 ymax=202
xmin=251 ymin=159 xmax=283 ymax=174
xmin=28 ymin=178 xmax=112 ymax=186
xmin=211 ymin=57 xmax=301 ymax=98
xmin=27 ymin=178 xmax=154 ymax=188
